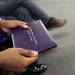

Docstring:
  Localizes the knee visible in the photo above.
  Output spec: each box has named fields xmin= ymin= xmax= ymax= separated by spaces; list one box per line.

xmin=16 ymin=7 xmax=26 ymax=13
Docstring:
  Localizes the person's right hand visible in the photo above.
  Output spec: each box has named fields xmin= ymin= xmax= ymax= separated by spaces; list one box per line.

xmin=0 ymin=48 xmax=38 ymax=73
xmin=0 ymin=20 xmax=28 ymax=32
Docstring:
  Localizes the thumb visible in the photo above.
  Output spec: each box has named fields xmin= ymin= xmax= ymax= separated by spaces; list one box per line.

xmin=19 ymin=48 xmax=38 ymax=57
xmin=22 ymin=55 xmax=38 ymax=67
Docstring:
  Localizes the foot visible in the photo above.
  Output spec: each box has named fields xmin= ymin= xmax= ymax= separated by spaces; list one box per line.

xmin=46 ymin=17 xmax=67 ymax=30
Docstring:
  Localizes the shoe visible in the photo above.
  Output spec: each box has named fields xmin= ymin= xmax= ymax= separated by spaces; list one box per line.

xmin=28 ymin=64 xmax=47 ymax=73
xmin=22 ymin=64 xmax=47 ymax=75
xmin=46 ymin=17 xmax=67 ymax=30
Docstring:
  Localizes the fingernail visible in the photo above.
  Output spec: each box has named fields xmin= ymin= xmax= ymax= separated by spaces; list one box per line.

xmin=23 ymin=25 xmax=28 ymax=28
xmin=32 ymin=51 xmax=38 ymax=56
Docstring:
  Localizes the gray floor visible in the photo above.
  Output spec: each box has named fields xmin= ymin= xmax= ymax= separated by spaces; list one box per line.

xmin=34 ymin=0 xmax=75 ymax=75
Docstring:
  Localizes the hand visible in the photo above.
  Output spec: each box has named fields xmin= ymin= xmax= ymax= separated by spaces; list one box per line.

xmin=0 ymin=20 xmax=28 ymax=32
xmin=0 ymin=48 xmax=38 ymax=72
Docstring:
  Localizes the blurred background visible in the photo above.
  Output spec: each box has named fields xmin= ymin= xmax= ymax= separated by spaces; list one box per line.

xmin=34 ymin=0 xmax=75 ymax=75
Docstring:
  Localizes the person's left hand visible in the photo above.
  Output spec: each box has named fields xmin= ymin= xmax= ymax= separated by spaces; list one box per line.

xmin=0 ymin=48 xmax=38 ymax=72
xmin=0 ymin=20 xmax=28 ymax=32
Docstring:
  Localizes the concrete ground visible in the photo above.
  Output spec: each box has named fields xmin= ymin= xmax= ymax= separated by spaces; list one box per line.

xmin=34 ymin=0 xmax=75 ymax=75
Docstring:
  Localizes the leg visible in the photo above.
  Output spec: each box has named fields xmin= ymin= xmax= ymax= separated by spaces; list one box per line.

xmin=10 ymin=6 xmax=33 ymax=22
xmin=21 ymin=0 xmax=67 ymax=29
xmin=0 ymin=0 xmax=20 ymax=15
xmin=21 ymin=0 xmax=51 ymax=25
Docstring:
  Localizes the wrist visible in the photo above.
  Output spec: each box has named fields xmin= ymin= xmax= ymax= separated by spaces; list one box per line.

xmin=0 ymin=16 xmax=5 ymax=31
xmin=0 ymin=20 xmax=6 ymax=31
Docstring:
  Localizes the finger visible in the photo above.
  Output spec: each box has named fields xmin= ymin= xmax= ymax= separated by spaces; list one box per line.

xmin=21 ymin=68 xmax=27 ymax=73
xmin=2 ymin=28 xmax=10 ymax=32
xmin=19 ymin=24 xmax=28 ymax=29
xmin=6 ymin=67 xmax=27 ymax=73
xmin=19 ymin=48 xmax=38 ymax=57
xmin=18 ymin=21 xmax=28 ymax=29
xmin=14 ymin=68 xmax=27 ymax=73
xmin=4 ymin=20 xmax=28 ymax=29
xmin=23 ymin=56 xmax=38 ymax=66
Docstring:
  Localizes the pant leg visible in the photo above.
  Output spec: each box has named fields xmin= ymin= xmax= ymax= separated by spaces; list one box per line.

xmin=0 ymin=0 xmax=20 ymax=16
xmin=10 ymin=6 xmax=33 ymax=22
xmin=21 ymin=0 xmax=52 ymax=25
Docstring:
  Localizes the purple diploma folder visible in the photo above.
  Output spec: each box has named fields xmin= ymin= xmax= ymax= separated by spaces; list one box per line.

xmin=11 ymin=20 xmax=57 ymax=52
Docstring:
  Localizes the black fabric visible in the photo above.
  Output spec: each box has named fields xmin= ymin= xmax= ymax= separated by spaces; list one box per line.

xmin=0 ymin=35 xmax=13 ymax=51
xmin=4 ymin=16 xmax=17 ymax=20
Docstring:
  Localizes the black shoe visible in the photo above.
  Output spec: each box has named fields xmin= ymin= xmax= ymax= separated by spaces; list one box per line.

xmin=22 ymin=64 xmax=47 ymax=75
xmin=28 ymin=64 xmax=47 ymax=73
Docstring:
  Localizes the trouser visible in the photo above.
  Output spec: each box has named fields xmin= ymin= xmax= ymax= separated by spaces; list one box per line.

xmin=10 ymin=0 xmax=51 ymax=25
xmin=0 ymin=1 xmax=51 ymax=74
xmin=1 ymin=0 xmax=52 ymax=25
xmin=0 ymin=0 xmax=51 ymax=26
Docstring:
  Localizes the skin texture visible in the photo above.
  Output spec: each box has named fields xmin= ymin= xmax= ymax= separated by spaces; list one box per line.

xmin=0 ymin=20 xmax=38 ymax=72
xmin=0 ymin=48 xmax=38 ymax=72
xmin=0 ymin=20 xmax=28 ymax=32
